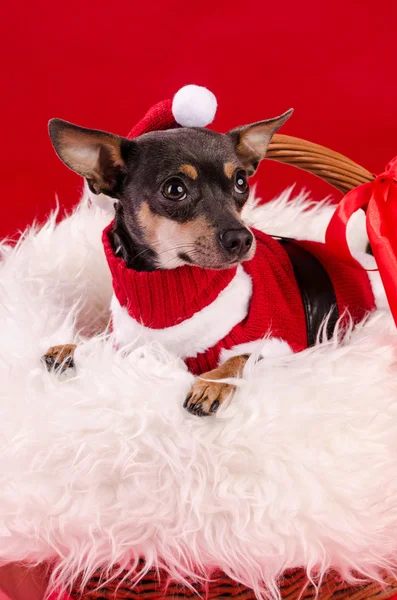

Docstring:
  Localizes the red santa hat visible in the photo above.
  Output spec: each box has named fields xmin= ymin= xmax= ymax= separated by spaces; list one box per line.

xmin=126 ymin=84 xmax=218 ymax=139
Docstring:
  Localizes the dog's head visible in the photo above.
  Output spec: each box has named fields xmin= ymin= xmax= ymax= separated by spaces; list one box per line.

xmin=49 ymin=110 xmax=292 ymax=270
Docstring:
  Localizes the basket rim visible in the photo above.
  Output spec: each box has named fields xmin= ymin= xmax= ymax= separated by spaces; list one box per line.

xmin=267 ymin=133 xmax=374 ymax=193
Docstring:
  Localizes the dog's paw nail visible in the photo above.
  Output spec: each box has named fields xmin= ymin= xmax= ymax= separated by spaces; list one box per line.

xmin=210 ymin=400 xmax=220 ymax=413
xmin=183 ymin=394 xmax=191 ymax=409
xmin=41 ymin=352 xmax=76 ymax=377
xmin=63 ymin=357 xmax=75 ymax=370
xmin=193 ymin=399 xmax=212 ymax=417
xmin=41 ymin=355 xmax=56 ymax=370
xmin=196 ymin=408 xmax=208 ymax=417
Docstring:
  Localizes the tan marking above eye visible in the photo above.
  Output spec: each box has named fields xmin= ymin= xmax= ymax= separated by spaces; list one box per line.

xmin=224 ymin=162 xmax=238 ymax=179
xmin=178 ymin=164 xmax=198 ymax=180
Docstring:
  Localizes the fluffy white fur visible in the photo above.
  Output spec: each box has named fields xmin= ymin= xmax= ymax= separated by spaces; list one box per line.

xmin=1 ymin=185 xmax=397 ymax=599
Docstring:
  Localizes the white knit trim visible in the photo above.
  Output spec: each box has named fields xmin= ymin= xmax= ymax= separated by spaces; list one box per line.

xmin=353 ymin=251 xmax=388 ymax=311
xmin=111 ymin=265 xmax=252 ymax=358
xmin=220 ymin=338 xmax=293 ymax=363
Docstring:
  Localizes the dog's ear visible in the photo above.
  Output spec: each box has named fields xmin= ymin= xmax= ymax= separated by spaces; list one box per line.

xmin=48 ymin=119 xmax=135 ymax=196
xmin=228 ymin=109 xmax=293 ymax=173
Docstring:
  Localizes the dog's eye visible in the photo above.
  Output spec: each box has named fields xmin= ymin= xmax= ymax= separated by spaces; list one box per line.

xmin=234 ymin=170 xmax=249 ymax=194
xmin=161 ymin=178 xmax=187 ymax=201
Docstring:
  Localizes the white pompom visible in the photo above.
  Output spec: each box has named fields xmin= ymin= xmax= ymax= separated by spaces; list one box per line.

xmin=172 ymin=84 xmax=217 ymax=127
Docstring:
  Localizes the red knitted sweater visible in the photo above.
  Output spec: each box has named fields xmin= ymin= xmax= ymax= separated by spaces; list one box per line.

xmin=103 ymin=222 xmax=375 ymax=375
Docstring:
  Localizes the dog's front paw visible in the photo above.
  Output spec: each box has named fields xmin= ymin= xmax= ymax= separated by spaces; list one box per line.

xmin=184 ymin=378 xmax=234 ymax=416
xmin=41 ymin=344 xmax=77 ymax=376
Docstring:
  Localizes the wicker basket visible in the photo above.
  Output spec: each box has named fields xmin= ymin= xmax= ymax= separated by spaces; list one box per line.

xmin=267 ymin=133 xmax=374 ymax=192
xmin=75 ymin=568 xmax=397 ymax=600
xmin=72 ymin=135 xmax=395 ymax=600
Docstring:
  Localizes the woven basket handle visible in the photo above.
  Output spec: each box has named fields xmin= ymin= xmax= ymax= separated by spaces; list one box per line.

xmin=267 ymin=134 xmax=374 ymax=193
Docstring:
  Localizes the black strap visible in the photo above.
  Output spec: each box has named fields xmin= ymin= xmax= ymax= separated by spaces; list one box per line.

xmin=277 ymin=238 xmax=339 ymax=346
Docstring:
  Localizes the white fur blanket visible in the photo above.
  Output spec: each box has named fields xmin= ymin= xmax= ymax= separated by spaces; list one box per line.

xmin=1 ymin=187 xmax=397 ymax=598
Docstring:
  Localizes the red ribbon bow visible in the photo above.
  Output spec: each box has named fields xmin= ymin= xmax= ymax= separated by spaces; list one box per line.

xmin=325 ymin=156 xmax=397 ymax=326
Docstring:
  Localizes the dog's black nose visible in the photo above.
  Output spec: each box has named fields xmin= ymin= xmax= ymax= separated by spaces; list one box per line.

xmin=218 ymin=228 xmax=253 ymax=257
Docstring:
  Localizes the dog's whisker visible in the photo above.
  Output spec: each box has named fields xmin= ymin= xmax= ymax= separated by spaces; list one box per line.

xmin=130 ymin=240 xmax=168 ymax=261
xmin=157 ymin=245 xmax=202 ymax=268
xmin=159 ymin=255 xmax=185 ymax=268
xmin=125 ymin=242 xmax=197 ymax=264
xmin=154 ymin=244 xmax=197 ymax=257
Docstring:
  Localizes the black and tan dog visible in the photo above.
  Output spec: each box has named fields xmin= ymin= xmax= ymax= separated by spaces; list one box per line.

xmin=43 ymin=97 xmax=379 ymax=416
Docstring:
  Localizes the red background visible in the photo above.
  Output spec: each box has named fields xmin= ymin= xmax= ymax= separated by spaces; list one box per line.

xmin=1 ymin=0 xmax=397 ymax=240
